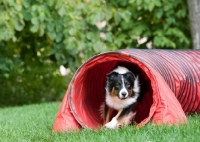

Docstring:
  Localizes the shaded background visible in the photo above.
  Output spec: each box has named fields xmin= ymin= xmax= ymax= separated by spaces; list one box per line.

xmin=0 ymin=0 xmax=196 ymax=107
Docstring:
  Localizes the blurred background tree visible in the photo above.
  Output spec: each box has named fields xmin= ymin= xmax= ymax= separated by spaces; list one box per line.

xmin=0 ymin=0 xmax=192 ymax=107
xmin=187 ymin=0 xmax=200 ymax=49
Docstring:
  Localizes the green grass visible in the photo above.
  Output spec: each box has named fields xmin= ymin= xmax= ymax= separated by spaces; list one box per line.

xmin=0 ymin=102 xmax=199 ymax=142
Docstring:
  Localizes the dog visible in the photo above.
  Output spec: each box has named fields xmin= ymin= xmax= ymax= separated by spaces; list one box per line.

xmin=100 ymin=66 xmax=140 ymax=129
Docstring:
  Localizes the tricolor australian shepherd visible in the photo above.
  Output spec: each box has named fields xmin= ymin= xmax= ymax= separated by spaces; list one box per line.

xmin=101 ymin=66 xmax=140 ymax=129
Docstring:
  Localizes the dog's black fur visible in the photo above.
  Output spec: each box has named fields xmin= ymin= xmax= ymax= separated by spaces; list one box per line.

xmin=102 ymin=66 xmax=141 ymax=129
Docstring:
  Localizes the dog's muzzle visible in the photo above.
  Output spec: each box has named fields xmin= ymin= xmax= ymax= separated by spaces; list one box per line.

xmin=119 ymin=91 xmax=128 ymax=99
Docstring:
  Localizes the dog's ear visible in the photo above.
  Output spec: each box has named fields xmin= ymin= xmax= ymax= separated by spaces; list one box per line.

xmin=106 ymin=71 xmax=118 ymax=80
xmin=125 ymin=71 xmax=135 ymax=80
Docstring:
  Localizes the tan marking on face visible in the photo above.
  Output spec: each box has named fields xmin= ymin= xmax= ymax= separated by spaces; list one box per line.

xmin=128 ymin=88 xmax=133 ymax=97
xmin=110 ymin=87 xmax=119 ymax=97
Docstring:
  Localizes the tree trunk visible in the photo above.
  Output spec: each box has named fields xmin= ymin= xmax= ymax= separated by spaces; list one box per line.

xmin=187 ymin=0 xmax=200 ymax=49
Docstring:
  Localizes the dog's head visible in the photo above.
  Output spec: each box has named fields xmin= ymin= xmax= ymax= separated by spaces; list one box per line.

xmin=106 ymin=68 xmax=136 ymax=100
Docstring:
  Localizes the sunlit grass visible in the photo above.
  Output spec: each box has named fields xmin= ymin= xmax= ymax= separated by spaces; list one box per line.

xmin=0 ymin=102 xmax=199 ymax=142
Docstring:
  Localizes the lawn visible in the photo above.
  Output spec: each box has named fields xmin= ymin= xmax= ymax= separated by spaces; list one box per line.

xmin=0 ymin=102 xmax=199 ymax=142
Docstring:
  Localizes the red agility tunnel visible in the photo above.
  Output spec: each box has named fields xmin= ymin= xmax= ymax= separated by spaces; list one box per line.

xmin=52 ymin=49 xmax=200 ymax=132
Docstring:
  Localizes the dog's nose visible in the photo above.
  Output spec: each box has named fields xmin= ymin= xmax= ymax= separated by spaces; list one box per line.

xmin=121 ymin=92 xmax=127 ymax=97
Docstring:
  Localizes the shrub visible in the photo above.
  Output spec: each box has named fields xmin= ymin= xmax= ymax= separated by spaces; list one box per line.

xmin=0 ymin=0 xmax=191 ymax=106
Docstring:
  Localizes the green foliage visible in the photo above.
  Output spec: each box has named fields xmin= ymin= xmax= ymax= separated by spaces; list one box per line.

xmin=106 ymin=0 xmax=191 ymax=49
xmin=0 ymin=0 xmax=191 ymax=106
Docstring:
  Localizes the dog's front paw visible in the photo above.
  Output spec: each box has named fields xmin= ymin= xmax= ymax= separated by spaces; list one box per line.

xmin=104 ymin=118 xmax=118 ymax=129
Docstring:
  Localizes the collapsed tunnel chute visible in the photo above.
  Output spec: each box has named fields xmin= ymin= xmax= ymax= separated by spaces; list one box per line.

xmin=52 ymin=49 xmax=200 ymax=132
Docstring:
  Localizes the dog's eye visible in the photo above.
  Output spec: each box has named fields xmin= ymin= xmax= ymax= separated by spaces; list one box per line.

xmin=127 ymin=84 xmax=131 ymax=89
xmin=115 ymin=86 xmax=119 ymax=90
xmin=116 ymin=82 xmax=121 ymax=86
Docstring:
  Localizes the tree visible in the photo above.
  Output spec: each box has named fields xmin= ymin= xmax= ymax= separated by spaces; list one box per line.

xmin=187 ymin=0 xmax=200 ymax=49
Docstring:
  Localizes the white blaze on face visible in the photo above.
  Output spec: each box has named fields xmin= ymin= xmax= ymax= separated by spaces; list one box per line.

xmin=119 ymin=76 xmax=128 ymax=99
